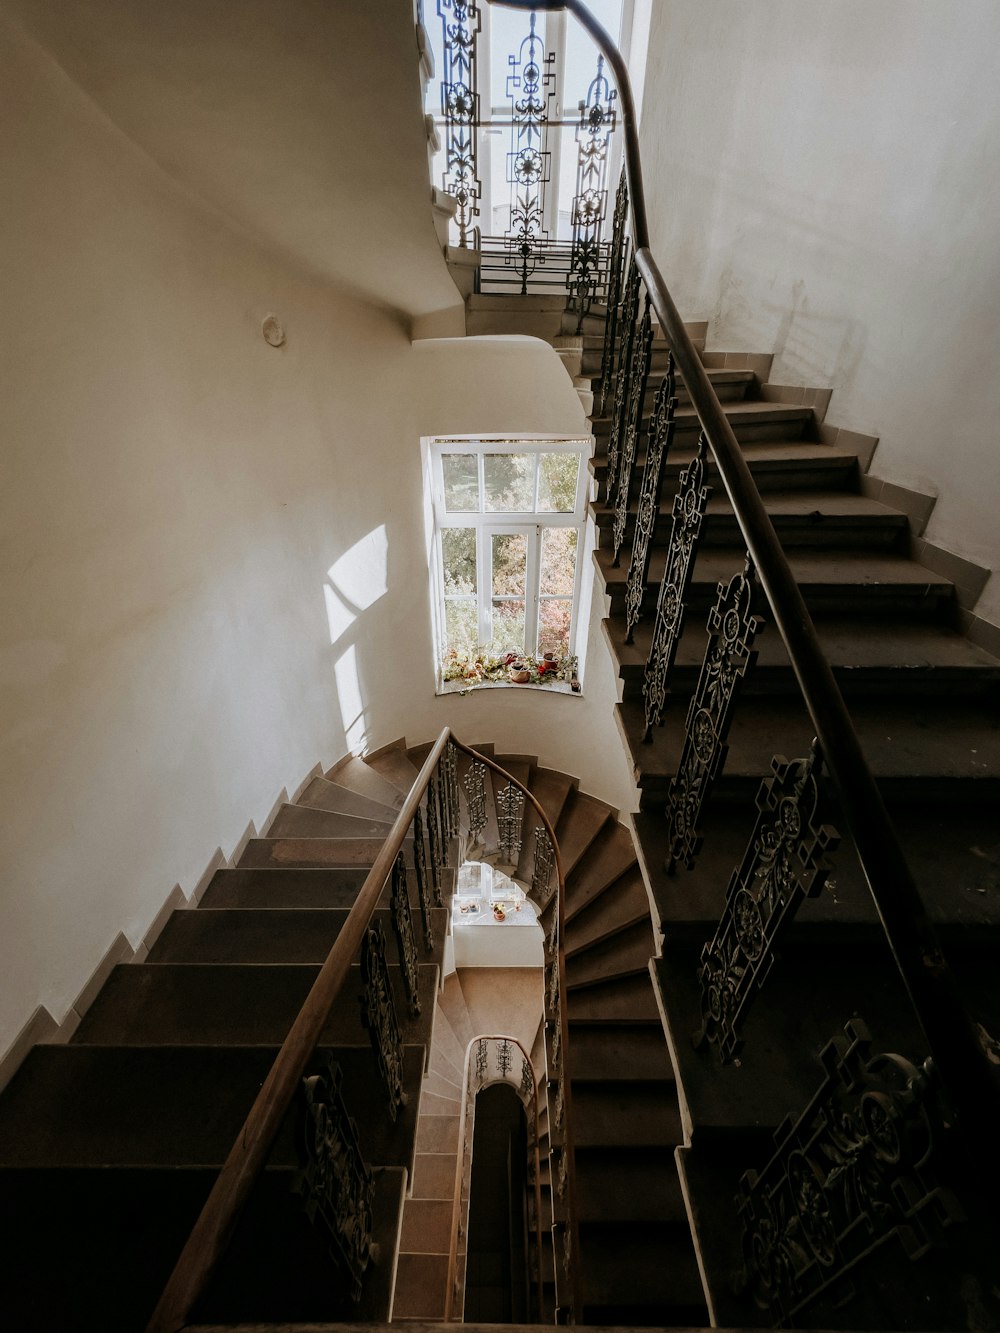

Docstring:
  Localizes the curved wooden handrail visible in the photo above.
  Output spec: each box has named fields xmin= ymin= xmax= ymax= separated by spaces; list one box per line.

xmin=447 ymin=1032 xmax=546 ymax=1321
xmin=146 ymin=727 xmax=453 ymax=1333
xmin=452 ymin=739 xmax=583 ymax=1321
xmin=487 ymin=0 xmax=1000 ymax=1144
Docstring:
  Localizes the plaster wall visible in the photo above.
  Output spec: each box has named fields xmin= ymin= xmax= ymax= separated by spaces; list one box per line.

xmin=0 ymin=20 xmax=636 ymax=1059
xmin=638 ymin=0 xmax=1000 ymax=623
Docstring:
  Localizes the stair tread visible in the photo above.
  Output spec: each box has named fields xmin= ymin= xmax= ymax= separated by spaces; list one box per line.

xmin=564 ymin=821 xmax=638 ymax=921
xmin=267 ymin=803 xmax=396 ymax=839
xmin=619 ymin=694 xmax=1000 ymax=788
xmin=296 ymin=775 xmax=400 ymax=821
xmin=555 ymin=791 xmax=617 ymax=875
xmin=237 ymin=835 xmax=413 ymax=870
xmin=592 ymin=399 xmax=813 ymax=429
xmin=366 ymin=748 xmax=423 ymax=795
xmin=324 ymin=755 xmax=406 ymax=809
xmin=567 ymin=1020 xmax=673 ymax=1082
xmin=566 ymin=919 xmax=655 ymax=988
xmin=574 ymin=1146 xmax=686 ymax=1222
xmin=595 ymin=487 xmax=908 ymax=522
xmin=567 ymin=973 xmax=660 ymax=1021
xmin=199 ymin=866 xmax=371 ymax=908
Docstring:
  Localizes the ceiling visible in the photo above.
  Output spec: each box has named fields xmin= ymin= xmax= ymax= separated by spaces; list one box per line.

xmin=4 ymin=0 xmax=462 ymax=323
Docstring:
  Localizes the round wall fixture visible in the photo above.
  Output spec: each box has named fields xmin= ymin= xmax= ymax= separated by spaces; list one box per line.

xmin=261 ymin=315 xmax=285 ymax=347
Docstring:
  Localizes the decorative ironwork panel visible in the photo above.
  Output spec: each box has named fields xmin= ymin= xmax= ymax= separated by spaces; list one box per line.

xmin=437 ymin=0 xmax=482 ymax=247
xmin=389 ymin=851 xmax=421 ymax=1018
xmin=604 ymin=257 xmax=641 ymax=502
xmin=496 ymin=779 xmax=525 ymax=863
xmin=426 ymin=777 xmax=445 ymax=906
xmin=598 ymin=172 xmax=629 ymax=416
xmin=475 ymin=1037 xmax=489 ymax=1083
xmin=642 ymin=430 xmax=711 ymax=736
xmin=520 ymin=1054 xmax=534 ymax=1103
xmin=553 ymin=1145 xmax=567 ymax=1200
xmin=566 ymin=55 xmax=617 ymax=330
xmin=496 ymin=1037 xmax=513 ymax=1077
xmin=463 ymin=758 xmax=488 ymax=842
xmin=625 ymin=355 xmax=677 ymax=643
xmin=552 ymin=1072 xmax=565 ymax=1130
xmin=612 ymin=294 xmax=654 ymax=566
xmin=294 ymin=1056 xmax=376 ymax=1302
xmin=697 ymin=745 xmax=840 ymax=1061
xmin=547 ymin=1018 xmax=562 ymax=1080
xmin=531 ymin=825 xmax=556 ymax=906
xmin=360 ymin=922 xmax=407 ymax=1121
xmin=442 ymin=740 xmax=460 ymax=838
xmin=545 ymin=952 xmax=560 ymax=1014
xmin=664 ymin=558 xmax=762 ymax=873
xmin=544 ymin=901 xmax=559 ymax=959
xmin=503 ymin=12 xmax=556 ymax=293
xmin=737 ymin=1019 xmax=961 ymax=1325
xmin=411 ymin=806 xmax=435 ymax=953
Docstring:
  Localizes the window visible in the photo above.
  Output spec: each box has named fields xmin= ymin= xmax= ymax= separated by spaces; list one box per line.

xmin=430 ymin=439 xmax=591 ymax=684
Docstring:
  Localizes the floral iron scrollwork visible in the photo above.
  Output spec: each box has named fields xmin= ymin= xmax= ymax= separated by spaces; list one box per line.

xmin=463 ymin=758 xmax=488 ymax=842
xmin=737 ymin=1019 xmax=962 ymax=1326
xmin=696 ymin=743 xmax=840 ymax=1061
xmin=531 ymin=824 xmax=556 ymax=908
xmin=411 ymin=805 xmax=435 ymax=953
xmin=425 ymin=776 xmax=445 ymax=906
xmin=598 ymin=172 xmax=629 ymax=416
xmin=642 ymin=430 xmax=711 ymax=737
xmin=503 ymin=11 xmax=556 ymax=293
xmin=475 ymin=1037 xmax=489 ymax=1083
xmin=436 ymin=0 xmax=482 ymax=247
xmin=612 ymin=295 xmax=653 ymax=566
xmin=566 ymin=55 xmax=618 ymax=331
xmin=604 ymin=257 xmax=641 ymax=503
xmin=294 ymin=1056 xmax=376 ymax=1302
xmin=389 ymin=851 xmax=421 ymax=1019
xmin=520 ymin=1053 xmax=534 ymax=1102
xmin=496 ymin=1037 xmax=513 ymax=1077
xmin=360 ymin=921 xmax=407 ymax=1121
xmin=664 ymin=557 xmax=762 ymax=872
xmin=441 ymin=740 xmax=460 ymax=838
xmin=625 ymin=355 xmax=677 ymax=643
xmin=496 ymin=779 xmax=525 ymax=863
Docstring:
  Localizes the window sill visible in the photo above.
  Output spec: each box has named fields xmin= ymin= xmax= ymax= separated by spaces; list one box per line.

xmin=436 ymin=678 xmax=583 ymax=698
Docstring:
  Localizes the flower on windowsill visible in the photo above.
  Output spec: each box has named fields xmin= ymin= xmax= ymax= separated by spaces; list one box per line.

xmin=442 ymin=646 xmax=579 ymax=688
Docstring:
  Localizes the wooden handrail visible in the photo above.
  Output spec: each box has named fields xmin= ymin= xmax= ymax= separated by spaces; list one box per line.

xmin=145 ymin=727 xmax=453 ymax=1333
xmin=487 ymin=0 xmax=1000 ymax=1150
xmin=446 ymin=1032 xmax=546 ymax=1322
xmin=452 ymin=740 xmax=583 ymax=1321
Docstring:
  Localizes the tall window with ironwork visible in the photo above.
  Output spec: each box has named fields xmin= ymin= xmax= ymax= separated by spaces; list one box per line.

xmin=429 ymin=438 xmax=590 ymax=684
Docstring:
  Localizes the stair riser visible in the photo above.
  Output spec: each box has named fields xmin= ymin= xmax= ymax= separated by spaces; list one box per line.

xmin=593 ymin=458 xmax=857 ymax=495
xmin=592 ymin=413 xmax=812 ymax=446
xmin=603 ymin=577 xmax=955 ymax=620
xmin=593 ymin=509 xmax=908 ymax=552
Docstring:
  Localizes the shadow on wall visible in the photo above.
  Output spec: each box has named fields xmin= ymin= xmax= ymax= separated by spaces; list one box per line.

xmin=323 ymin=524 xmax=390 ymax=754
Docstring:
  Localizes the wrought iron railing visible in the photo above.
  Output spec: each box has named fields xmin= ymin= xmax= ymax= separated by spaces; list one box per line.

xmin=486 ymin=0 xmax=1000 ymax=1321
xmin=447 ymin=1033 xmax=546 ymax=1321
xmin=452 ymin=738 xmax=583 ymax=1321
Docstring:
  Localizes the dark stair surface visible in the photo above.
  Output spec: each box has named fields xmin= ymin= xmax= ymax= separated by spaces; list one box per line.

xmin=588 ymin=322 xmax=1000 ymax=1329
xmin=0 ymin=751 xmax=452 ymax=1331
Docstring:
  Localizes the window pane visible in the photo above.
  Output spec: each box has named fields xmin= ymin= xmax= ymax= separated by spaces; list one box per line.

xmin=537 ymin=599 xmax=572 ymax=657
xmin=485 ymin=453 xmax=534 ymax=511
xmin=492 ymin=532 xmax=527 ymax=596
xmin=491 ymin=600 xmax=525 ymax=654
xmin=539 ymin=527 xmax=577 ymax=595
xmin=445 ymin=599 xmax=479 ymax=656
xmin=442 ymin=528 xmax=477 ymax=595
xmin=537 ymin=453 xmax=580 ymax=512
xmin=442 ymin=454 xmax=479 ymax=512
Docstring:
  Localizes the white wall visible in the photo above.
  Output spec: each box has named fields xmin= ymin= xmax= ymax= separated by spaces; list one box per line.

xmin=0 ymin=20 xmax=638 ymax=1060
xmin=638 ymin=0 xmax=1000 ymax=623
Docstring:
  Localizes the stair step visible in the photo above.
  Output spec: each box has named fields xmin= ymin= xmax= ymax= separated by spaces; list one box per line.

xmin=366 ymin=748 xmax=423 ymax=795
xmin=567 ymin=1020 xmax=673 ymax=1082
xmin=0 ymin=1163 xmax=406 ymax=1330
xmin=566 ymin=919 xmax=655 ymax=988
xmin=410 ymin=1150 xmax=458 ymax=1199
xmin=73 ymin=962 xmax=439 ymax=1047
xmin=596 ymin=545 xmax=956 ymax=618
xmin=515 ymin=767 xmax=579 ymax=881
xmin=398 ymin=1196 xmax=454 ymax=1252
xmin=267 ymin=804 xmax=396 ymax=839
xmin=200 ymin=866 xmax=371 ymax=909
xmin=296 ymin=775 xmax=399 ymax=822
xmin=619 ymin=694 xmax=1000 ymax=801
xmin=564 ymin=867 xmax=651 ymax=954
xmin=578 ymin=1220 xmax=706 ymax=1316
xmin=593 ymin=489 xmax=909 ymax=551
xmin=592 ymin=399 xmax=814 ymax=444
xmin=567 ymin=973 xmax=660 ymax=1021
xmin=574 ymin=1146 xmax=686 ymax=1222
xmin=237 ymin=836 xmax=413 ymax=870
xmin=564 ymin=821 xmax=639 ymax=922
xmin=570 ymin=1081 xmax=682 ymax=1147
xmin=606 ymin=612 xmax=1000 ymax=701
xmin=555 ymin=791 xmax=617 ymax=876
xmin=325 ymin=755 xmax=406 ymax=809
xmin=439 ymin=974 xmax=476 ymax=1050
xmin=0 ymin=1044 xmax=423 ymax=1168
xmin=593 ymin=437 xmax=859 ymax=495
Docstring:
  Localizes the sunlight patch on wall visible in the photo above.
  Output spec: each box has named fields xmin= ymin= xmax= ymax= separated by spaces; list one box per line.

xmin=333 ymin=643 xmax=368 ymax=753
xmin=323 ymin=524 xmax=390 ymax=646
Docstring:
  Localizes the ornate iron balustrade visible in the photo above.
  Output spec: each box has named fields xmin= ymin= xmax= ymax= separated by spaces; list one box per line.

xmin=502 ymin=10 xmax=557 ymax=293
xmin=486 ymin=0 xmax=1000 ymax=1322
xmin=566 ymin=54 xmax=617 ymax=328
xmin=436 ymin=0 xmax=482 ymax=247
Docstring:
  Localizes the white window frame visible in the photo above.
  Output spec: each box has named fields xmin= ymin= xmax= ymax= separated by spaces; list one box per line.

xmin=430 ymin=437 xmax=591 ymax=682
